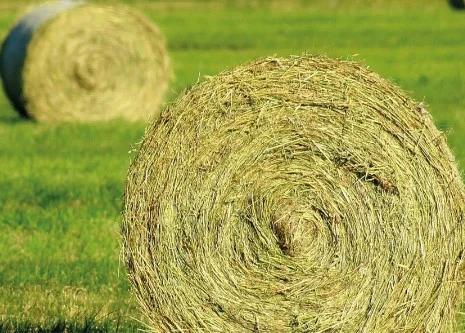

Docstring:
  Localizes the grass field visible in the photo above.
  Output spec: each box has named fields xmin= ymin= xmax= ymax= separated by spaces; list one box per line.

xmin=1 ymin=0 xmax=465 ymax=331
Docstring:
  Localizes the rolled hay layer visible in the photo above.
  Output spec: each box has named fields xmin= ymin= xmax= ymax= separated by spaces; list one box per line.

xmin=122 ymin=55 xmax=465 ymax=332
xmin=0 ymin=1 xmax=170 ymax=122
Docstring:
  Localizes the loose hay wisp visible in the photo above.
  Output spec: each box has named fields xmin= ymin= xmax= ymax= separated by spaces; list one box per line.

xmin=0 ymin=1 xmax=170 ymax=122
xmin=122 ymin=55 xmax=465 ymax=332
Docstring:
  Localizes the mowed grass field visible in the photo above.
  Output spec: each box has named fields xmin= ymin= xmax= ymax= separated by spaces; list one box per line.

xmin=0 ymin=0 xmax=465 ymax=331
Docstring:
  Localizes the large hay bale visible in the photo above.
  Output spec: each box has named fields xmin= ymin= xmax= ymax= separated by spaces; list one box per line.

xmin=0 ymin=1 xmax=170 ymax=122
xmin=122 ymin=55 xmax=465 ymax=332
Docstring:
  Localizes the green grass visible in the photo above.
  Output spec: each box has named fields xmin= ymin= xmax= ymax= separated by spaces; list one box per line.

xmin=1 ymin=0 xmax=465 ymax=331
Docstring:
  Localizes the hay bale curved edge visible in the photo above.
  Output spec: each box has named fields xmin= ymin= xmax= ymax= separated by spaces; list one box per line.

xmin=0 ymin=1 xmax=82 ymax=117
xmin=122 ymin=54 xmax=465 ymax=332
xmin=0 ymin=1 xmax=171 ymax=122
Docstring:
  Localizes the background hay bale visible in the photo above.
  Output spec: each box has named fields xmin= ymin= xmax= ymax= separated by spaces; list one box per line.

xmin=0 ymin=1 xmax=170 ymax=122
xmin=122 ymin=55 xmax=465 ymax=332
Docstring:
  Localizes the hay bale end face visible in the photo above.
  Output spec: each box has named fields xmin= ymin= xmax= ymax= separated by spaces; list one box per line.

xmin=122 ymin=55 xmax=465 ymax=332
xmin=0 ymin=1 xmax=170 ymax=122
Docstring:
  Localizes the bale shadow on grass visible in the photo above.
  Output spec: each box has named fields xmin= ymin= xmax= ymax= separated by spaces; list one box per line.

xmin=449 ymin=0 xmax=465 ymax=9
xmin=0 ymin=116 xmax=24 ymax=124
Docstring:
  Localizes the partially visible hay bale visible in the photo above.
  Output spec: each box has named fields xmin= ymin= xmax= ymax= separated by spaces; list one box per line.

xmin=122 ymin=55 xmax=465 ymax=332
xmin=449 ymin=0 xmax=465 ymax=9
xmin=0 ymin=1 xmax=170 ymax=122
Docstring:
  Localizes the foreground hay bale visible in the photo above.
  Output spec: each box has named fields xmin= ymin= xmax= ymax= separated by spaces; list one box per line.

xmin=122 ymin=55 xmax=465 ymax=332
xmin=0 ymin=1 xmax=170 ymax=122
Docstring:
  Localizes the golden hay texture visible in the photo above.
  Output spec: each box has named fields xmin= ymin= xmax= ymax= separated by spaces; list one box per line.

xmin=0 ymin=1 xmax=170 ymax=122
xmin=122 ymin=55 xmax=465 ymax=332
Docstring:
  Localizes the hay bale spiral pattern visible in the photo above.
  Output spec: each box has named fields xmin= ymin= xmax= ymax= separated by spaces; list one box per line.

xmin=122 ymin=55 xmax=465 ymax=332
xmin=0 ymin=2 xmax=170 ymax=122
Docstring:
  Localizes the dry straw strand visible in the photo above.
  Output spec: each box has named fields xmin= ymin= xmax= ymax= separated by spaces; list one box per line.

xmin=122 ymin=54 xmax=465 ymax=332
xmin=0 ymin=1 xmax=170 ymax=122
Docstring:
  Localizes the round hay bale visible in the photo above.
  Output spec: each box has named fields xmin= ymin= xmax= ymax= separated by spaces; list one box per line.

xmin=449 ymin=0 xmax=465 ymax=9
xmin=122 ymin=55 xmax=465 ymax=332
xmin=0 ymin=1 xmax=170 ymax=122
